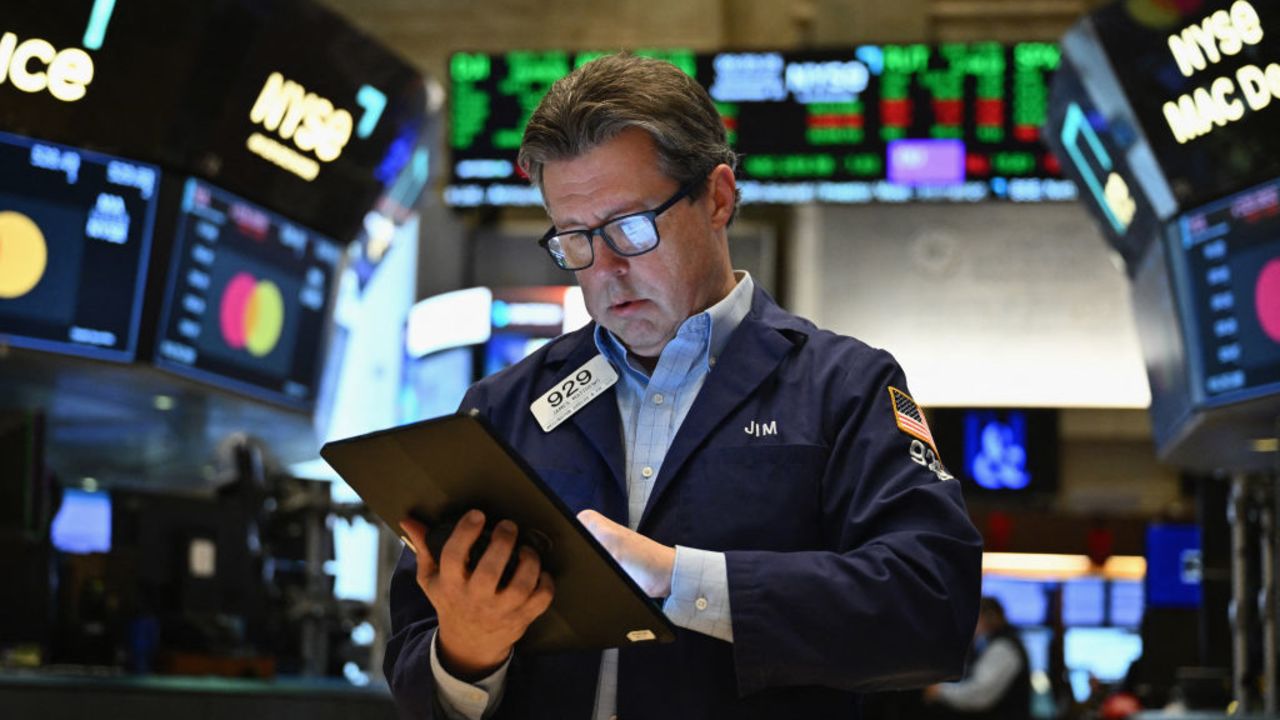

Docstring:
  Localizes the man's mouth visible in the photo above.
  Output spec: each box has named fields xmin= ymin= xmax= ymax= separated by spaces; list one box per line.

xmin=611 ymin=299 xmax=645 ymax=313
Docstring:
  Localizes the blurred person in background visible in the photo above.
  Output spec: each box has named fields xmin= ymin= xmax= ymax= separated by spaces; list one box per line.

xmin=926 ymin=596 xmax=1032 ymax=720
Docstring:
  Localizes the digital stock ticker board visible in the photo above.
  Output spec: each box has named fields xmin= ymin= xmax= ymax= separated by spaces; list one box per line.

xmin=445 ymin=45 xmax=1076 ymax=207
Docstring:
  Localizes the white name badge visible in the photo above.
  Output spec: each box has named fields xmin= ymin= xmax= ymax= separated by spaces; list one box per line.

xmin=530 ymin=354 xmax=618 ymax=433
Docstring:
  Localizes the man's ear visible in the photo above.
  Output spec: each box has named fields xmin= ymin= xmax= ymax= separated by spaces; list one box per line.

xmin=706 ymin=163 xmax=737 ymax=230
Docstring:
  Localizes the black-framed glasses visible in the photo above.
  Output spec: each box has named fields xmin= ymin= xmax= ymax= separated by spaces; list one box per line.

xmin=537 ymin=181 xmax=698 ymax=271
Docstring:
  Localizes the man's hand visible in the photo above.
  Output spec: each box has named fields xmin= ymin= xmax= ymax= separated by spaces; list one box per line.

xmin=577 ymin=509 xmax=676 ymax=598
xmin=399 ymin=511 xmax=554 ymax=679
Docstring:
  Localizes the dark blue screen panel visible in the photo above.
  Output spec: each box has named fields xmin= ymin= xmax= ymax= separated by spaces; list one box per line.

xmin=1145 ymin=524 xmax=1201 ymax=609
xmin=0 ymin=131 xmax=158 ymax=361
xmin=153 ymin=178 xmax=342 ymax=411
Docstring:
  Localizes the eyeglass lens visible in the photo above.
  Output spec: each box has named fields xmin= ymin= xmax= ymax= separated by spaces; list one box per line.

xmin=551 ymin=214 xmax=659 ymax=269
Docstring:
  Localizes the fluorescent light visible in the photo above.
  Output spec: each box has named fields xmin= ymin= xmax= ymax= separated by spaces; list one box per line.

xmin=983 ymin=552 xmax=1146 ymax=580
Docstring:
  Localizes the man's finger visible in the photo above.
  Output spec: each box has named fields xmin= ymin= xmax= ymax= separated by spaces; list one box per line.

xmin=472 ymin=519 xmax=518 ymax=591
xmin=577 ymin=508 xmax=602 ymax=530
xmin=399 ymin=518 xmax=437 ymax=586
xmin=503 ymin=545 xmax=542 ymax=598
xmin=577 ymin=508 xmax=615 ymax=544
xmin=440 ymin=509 xmax=486 ymax=580
xmin=520 ymin=572 xmax=556 ymax=622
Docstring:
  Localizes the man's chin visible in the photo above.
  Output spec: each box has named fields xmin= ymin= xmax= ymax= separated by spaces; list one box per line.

xmin=606 ymin=323 xmax=669 ymax=358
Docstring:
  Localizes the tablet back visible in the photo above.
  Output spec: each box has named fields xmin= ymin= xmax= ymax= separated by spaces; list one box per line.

xmin=320 ymin=413 xmax=676 ymax=652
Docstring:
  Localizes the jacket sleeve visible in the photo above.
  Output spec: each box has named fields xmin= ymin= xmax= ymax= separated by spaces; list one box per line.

xmin=385 ymin=542 xmax=444 ymax=719
xmin=384 ymin=386 xmax=488 ymax=719
xmin=725 ymin=349 xmax=983 ymax=695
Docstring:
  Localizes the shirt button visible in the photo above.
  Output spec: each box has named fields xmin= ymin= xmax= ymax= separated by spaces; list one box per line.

xmin=695 ymin=597 xmax=709 ymax=611
xmin=642 ymin=466 xmax=654 ymax=478
xmin=709 ymin=357 xmax=717 ymax=367
xmin=652 ymin=393 xmax=664 ymax=405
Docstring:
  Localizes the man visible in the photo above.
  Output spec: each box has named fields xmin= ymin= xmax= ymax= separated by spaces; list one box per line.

xmin=386 ymin=53 xmax=982 ymax=719
xmin=925 ymin=597 xmax=1032 ymax=720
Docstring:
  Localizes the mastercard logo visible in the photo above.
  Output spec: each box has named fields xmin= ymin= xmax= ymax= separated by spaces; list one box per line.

xmin=219 ymin=271 xmax=285 ymax=357
xmin=0 ymin=211 xmax=48 ymax=299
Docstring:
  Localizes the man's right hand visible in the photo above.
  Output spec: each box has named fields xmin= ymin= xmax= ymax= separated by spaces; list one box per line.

xmin=399 ymin=510 xmax=555 ymax=679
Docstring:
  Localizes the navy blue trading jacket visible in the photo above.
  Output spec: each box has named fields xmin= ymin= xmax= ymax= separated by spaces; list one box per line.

xmin=386 ymin=285 xmax=983 ymax=719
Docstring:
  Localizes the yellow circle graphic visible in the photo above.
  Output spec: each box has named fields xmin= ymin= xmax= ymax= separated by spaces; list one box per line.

xmin=0 ymin=211 xmax=48 ymax=299
xmin=244 ymin=279 xmax=285 ymax=357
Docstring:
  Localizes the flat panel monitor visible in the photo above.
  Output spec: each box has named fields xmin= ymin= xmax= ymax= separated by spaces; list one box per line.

xmin=331 ymin=514 xmax=378 ymax=603
xmin=981 ymin=576 xmax=1048 ymax=626
xmin=1065 ymin=627 xmax=1142 ymax=700
xmin=1167 ymin=176 xmax=1280 ymax=408
xmin=1086 ymin=0 xmax=1280 ymax=212
xmin=0 ymin=130 xmax=158 ymax=361
xmin=153 ymin=177 xmax=342 ymax=411
xmin=0 ymin=0 xmax=429 ymax=241
xmin=1145 ymin=523 xmax=1202 ymax=609
xmin=51 ymin=488 xmax=111 ymax=554
xmin=1109 ymin=578 xmax=1144 ymax=627
xmin=930 ymin=408 xmax=1059 ymax=498
xmin=1062 ymin=576 xmax=1106 ymax=626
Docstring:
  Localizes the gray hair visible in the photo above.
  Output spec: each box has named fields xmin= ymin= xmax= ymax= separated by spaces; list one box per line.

xmin=518 ymin=53 xmax=739 ymax=218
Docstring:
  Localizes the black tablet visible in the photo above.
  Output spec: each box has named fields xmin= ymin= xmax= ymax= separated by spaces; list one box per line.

xmin=319 ymin=412 xmax=677 ymax=653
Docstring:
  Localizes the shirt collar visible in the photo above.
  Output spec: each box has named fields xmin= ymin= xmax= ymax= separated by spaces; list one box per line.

xmin=592 ymin=270 xmax=755 ymax=375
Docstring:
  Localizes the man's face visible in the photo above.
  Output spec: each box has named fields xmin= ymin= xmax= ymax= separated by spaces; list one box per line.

xmin=540 ymin=127 xmax=734 ymax=359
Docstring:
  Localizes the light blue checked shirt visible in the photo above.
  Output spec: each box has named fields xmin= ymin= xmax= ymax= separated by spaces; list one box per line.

xmin=431 ymin=271 xmax=756 ymax=720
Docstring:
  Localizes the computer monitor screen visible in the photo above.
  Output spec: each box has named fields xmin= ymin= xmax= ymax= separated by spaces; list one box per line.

xmin=331 ymin=515 xmax=379 ymax=603
xmin=930 ymin=408 xmax=1058 ymax=496
xmin=1065 ymin=627 xmax=1142 ymax=700
xmin=1168 ymin=177 xmax=1280 ymax=408
xmin=1084 ymin=0 xmax=1280 ymax=212
xmin=0 ymin=131 xmax=159 ymax=361
xmin=1062 ymin=576 xmax=1106 ymax=626
xmin=51 ymin=488 xmax=112 ymax=554
xmin=1110 ymin=579 xmax=1144 ymax=628
xmin=981 ymin=576 xmax=1047 ymax=626
xmin=154 ymin=178 xmax=342 ymax=410
xmin=1145 ymin=524 xmax=1202 ymax=609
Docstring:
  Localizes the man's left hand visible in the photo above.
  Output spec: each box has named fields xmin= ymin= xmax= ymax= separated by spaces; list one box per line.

xmin=577 ymin=509 xmax=676 ymax=598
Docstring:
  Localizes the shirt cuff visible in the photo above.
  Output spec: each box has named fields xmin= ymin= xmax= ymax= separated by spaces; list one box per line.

xmin=663 ymin=546 xmax=734 ymax=642
xmin=428 ymin=630 xmax=511 ymax=720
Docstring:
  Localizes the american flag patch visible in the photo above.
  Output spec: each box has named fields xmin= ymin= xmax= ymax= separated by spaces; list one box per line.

xmin=889 ymin=387 xmax=937 ymax=453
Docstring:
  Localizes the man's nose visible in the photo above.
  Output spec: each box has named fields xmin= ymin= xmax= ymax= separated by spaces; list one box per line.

xmin=591 ymin=233 xmax=629 ymax=273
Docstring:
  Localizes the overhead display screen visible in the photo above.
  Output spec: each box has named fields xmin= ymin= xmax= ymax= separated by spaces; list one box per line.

xmin=929 ymin=408 xmax=1059 ymax=499
xmin=0 ymin=0 xmax=428 ymax=240
xmin=154 ymin=177 xmax=341 ymax=411
xmin=446 ymin=45 xmax=1076 ymax=207
xmin=1169 ymin=176 xmax=1280 ymax=407
xmin=0 ymin=130 xmax=158 ymax=361
xmin=1088 ymin=0 xmax=1280 ymax=211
